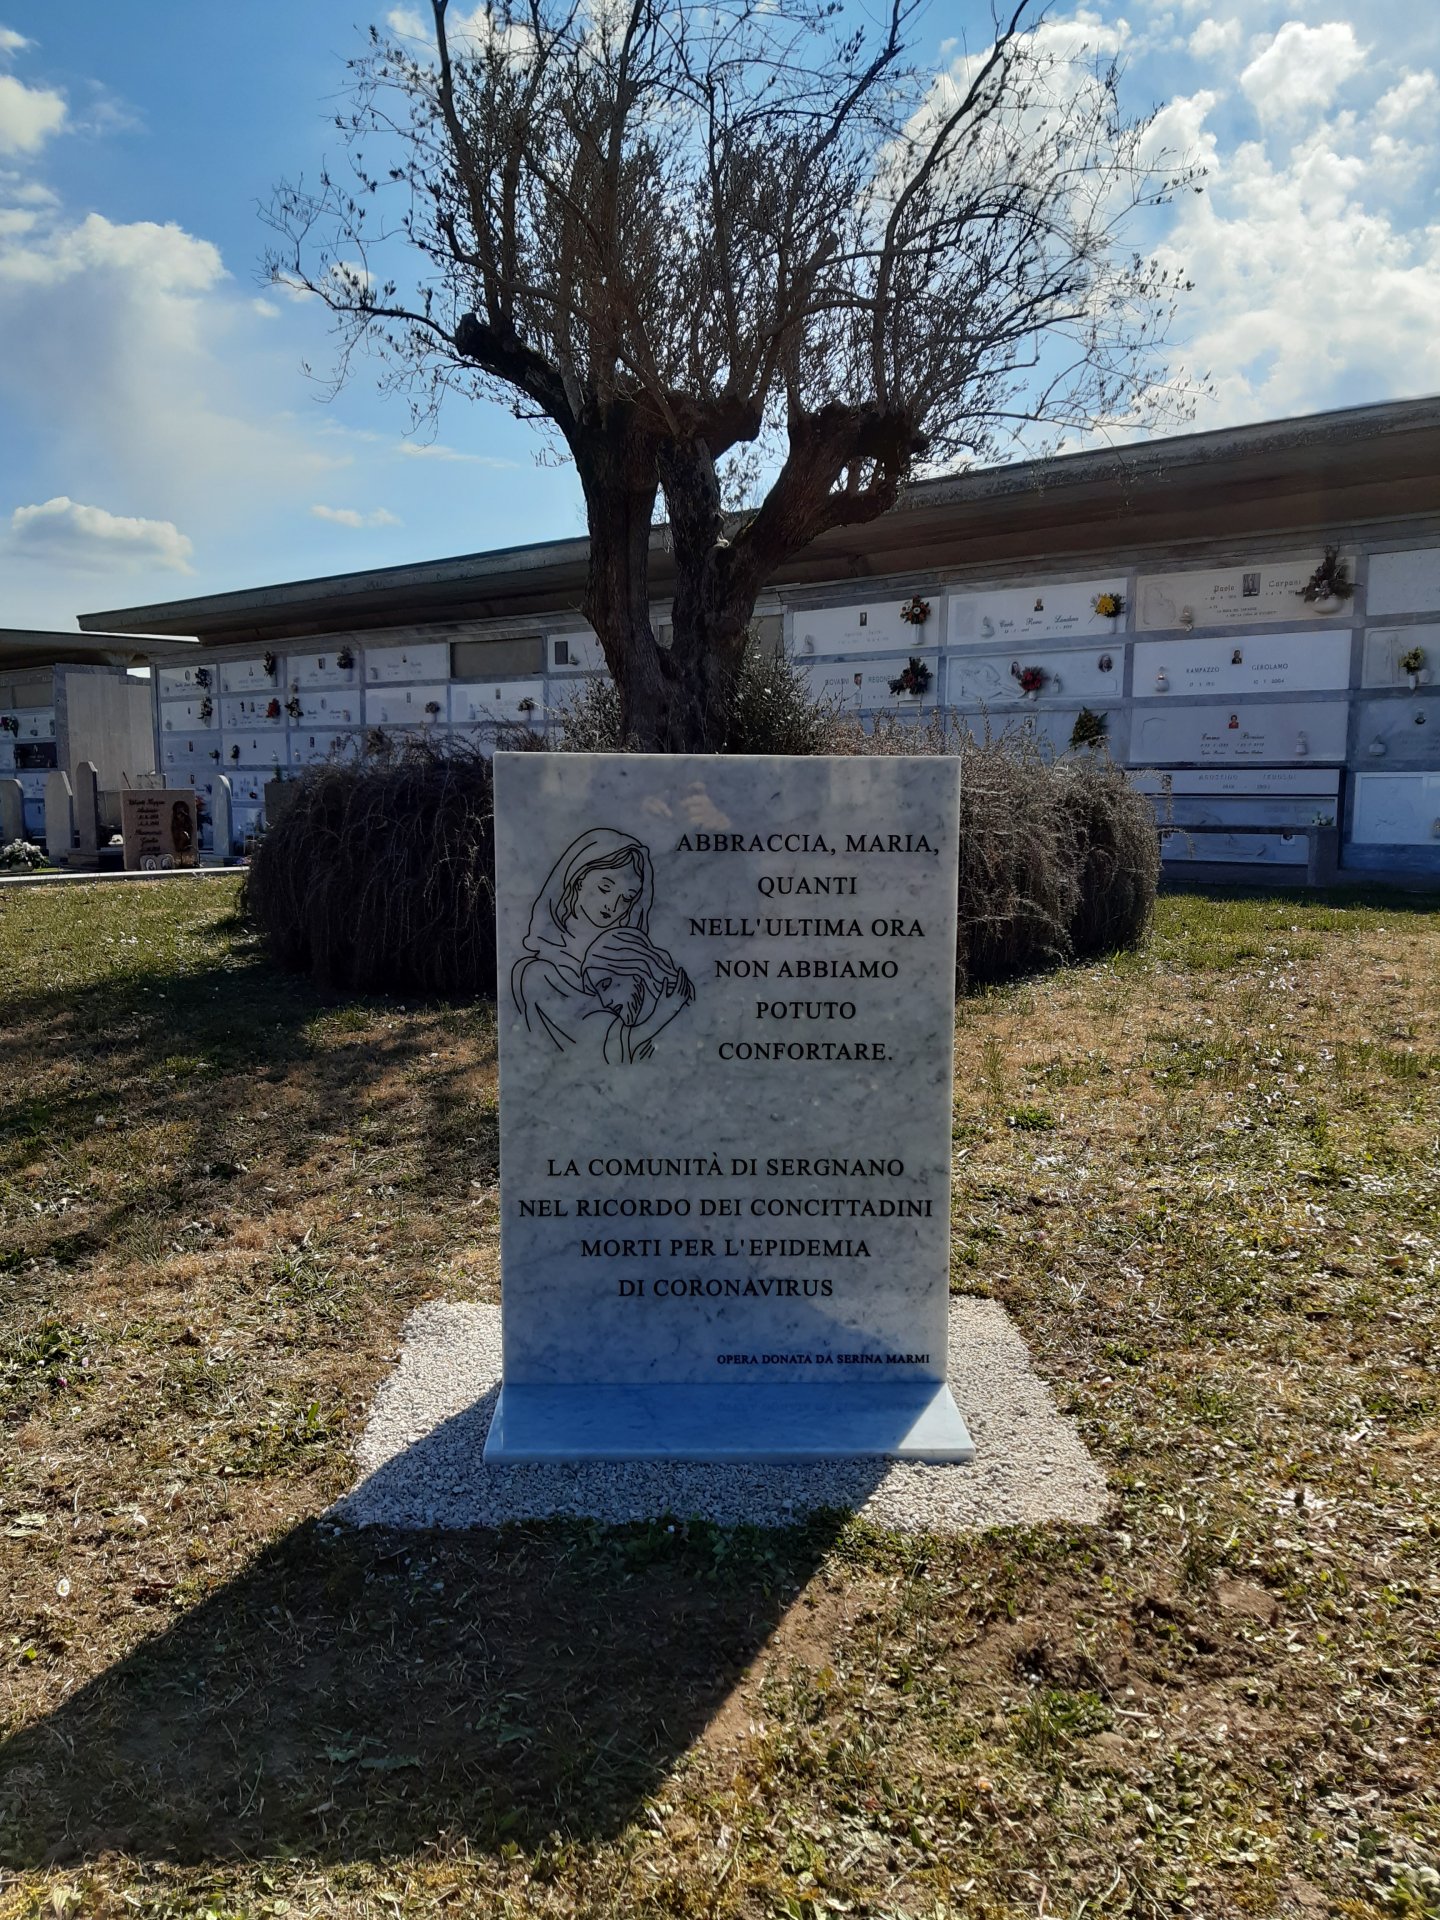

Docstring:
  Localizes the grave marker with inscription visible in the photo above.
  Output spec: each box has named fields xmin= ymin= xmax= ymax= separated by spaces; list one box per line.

xmin=121 ymin=788 xmax=199 ymax=870
xmin=488 ymin=752 xmax=972 ymax=1463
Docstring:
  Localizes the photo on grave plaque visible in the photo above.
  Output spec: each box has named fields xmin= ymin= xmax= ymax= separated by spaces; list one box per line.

xmin=120 ymin=789 xmax=199 ymax=871
xmin=488 ymin=751 xmax=974 ymax=1465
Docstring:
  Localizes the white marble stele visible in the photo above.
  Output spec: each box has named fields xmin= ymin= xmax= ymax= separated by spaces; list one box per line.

xmin=487 ymin=752 xmax=972 ymax=1464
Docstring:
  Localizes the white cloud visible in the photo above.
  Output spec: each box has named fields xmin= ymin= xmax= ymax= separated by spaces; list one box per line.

xmin=0 ymin=27 xmax=29 ymax=55
xmin=1146 ymin=86 xmax=1440 ymax=427
xmin=9 ymin=496 xmax=194 ymax=572
xmin=1374 ymin=70 xmax=1438 ymax=129
xmin=1187 ymin=17 xmax=1242 ymax=60
xmin=382 ymin=4 xmax=545 ymax=62
xmin=1030 ymin=7 xmax=1130 ymax=61
xmin=397 ymin=441 xmax=518 ymax=467
xmin=0 ymin=173 xmax=57 ymax=207
xmin=0 ymin=209 xmax=222 ymax=290
xmin=310 ymin=504 xmax=402 ymax=527
xmin=0 ymin=200 xmax=349 ymax=521
xmin=1239 ymin=21 xmax=1367 ymax=125
xmin=0 ymin=70 xmax=66 ymax=154
xmin=1140 ymin=88 xmax=1221 ymax=178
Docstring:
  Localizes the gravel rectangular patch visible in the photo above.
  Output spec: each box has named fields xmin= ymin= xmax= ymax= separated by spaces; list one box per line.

xmin=337 ymin=1297 xmax=1105 ymax=1536
xmin=333 ymin=1298 xmax=1107 ymax=1534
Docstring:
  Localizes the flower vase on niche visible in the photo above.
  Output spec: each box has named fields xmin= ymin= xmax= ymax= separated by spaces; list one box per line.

xmin=1298 ymin=546 xmax=1354 ymax=614
xmin=1013 ymin=663 xmax=1047 ymax=700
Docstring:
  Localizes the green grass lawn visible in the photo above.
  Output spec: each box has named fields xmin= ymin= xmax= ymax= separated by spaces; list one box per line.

xmin=0 ymin=877 xmax=1437 ymax=1919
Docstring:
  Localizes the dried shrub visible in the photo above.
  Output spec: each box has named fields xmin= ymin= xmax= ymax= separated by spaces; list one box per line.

xmin=552 ymin=675 xmax=623 ymax=752
xmin=726 ymin=643 xmax=837 ymax=756
xmin=826 ymin=714 xmax=1157 ymax=988
xmin=1056 ymin=755 xmax=1160 ymax=959
xmin=245 ymin=696 xmax=1157 ymax=999
xmin=242 ymin=736 xmax=510 ymax=996
xmin=553 ymin=637 xmax=833 ymax=756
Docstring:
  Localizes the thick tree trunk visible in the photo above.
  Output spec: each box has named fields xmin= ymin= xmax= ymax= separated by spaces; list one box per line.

xmin=577 ymin=423 xmax=759 ymax=753
xmin=572 ymin=405 xmax=921 ymax=753
xmin=575 ymin=422 xmax=674 ymax=750
xmin=655 ymin=438 xmax=756 ymax=753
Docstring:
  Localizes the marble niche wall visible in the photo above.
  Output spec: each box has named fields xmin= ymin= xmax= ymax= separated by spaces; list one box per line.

xmin=1349 ymin=545 xmax=1440 ymax=866
xmin=787 ymin=577 xmax=1130 ymax=755
xmin=152 ymin=627 xmax=580 ymax=850
xmin=145 ymin=536 xmax=1440 ymax=876
xmin=782 ymin=547 xmax=1440 ymax=875
xmin=1131 ymin=556 xmax=1362 ymax=871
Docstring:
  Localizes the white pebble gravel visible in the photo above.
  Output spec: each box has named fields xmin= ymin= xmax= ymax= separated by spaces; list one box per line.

xmin=333 ymin=1298 xmax=1107 ymax=1534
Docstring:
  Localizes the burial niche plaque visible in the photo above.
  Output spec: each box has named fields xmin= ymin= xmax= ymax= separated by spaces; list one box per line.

xmin=488 ymin=752 xmax=972 ymax=1463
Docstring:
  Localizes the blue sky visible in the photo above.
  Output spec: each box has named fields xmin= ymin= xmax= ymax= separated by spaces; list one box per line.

xmin=1 ymin=0 xmax=1438 ymax=630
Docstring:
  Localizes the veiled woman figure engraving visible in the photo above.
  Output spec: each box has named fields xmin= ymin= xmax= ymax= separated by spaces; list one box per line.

xmin=512 ymin=829 xmax=695 ymax=1063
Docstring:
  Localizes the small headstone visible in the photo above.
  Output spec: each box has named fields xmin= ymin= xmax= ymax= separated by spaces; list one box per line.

xmin=264 ymin=776 xmax=297 ymax=829
xmin=43 ymin=770 xmax=75 ymax=864
xmin=0 ymin=777 xmax=22 ymax=845
xmin=487 ymin=751 xmax=972 ymax=1464
xmin=72 ymin=761 xmax=101 ymax=867
xmin=120 ymin=788 xmax=199 ymax=871
xmin=210 ymin=774 xmax=234 ymax=861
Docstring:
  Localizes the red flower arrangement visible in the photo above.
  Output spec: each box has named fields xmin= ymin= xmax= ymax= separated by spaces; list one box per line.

xmin=1014 ymin=664 xmax=1048 ymax=695
xmin=888 ymin=656 xmax=932 ymax=697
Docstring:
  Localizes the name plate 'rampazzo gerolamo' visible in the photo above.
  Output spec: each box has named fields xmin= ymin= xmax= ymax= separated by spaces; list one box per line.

xmin=486 ymin=752 xmax=973 ymax=1463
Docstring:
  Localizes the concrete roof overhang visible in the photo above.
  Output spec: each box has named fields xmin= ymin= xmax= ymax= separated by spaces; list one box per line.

xmin=0 ymin=629 xmax=199 ymax=670
xmin=77 ymin=396 xmax=1440 ymax=646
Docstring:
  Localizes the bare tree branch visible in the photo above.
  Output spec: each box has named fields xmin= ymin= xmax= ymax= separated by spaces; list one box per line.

xmin=264 ymin=0 xmax=1205 ymax=748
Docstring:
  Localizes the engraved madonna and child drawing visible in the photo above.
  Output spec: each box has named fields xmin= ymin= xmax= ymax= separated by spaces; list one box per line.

xmin=513 ymin=829 xmax=695 ymax=1062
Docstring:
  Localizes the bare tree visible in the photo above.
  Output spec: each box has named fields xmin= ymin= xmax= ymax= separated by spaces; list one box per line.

xmin=267 ymin=0 xmax=1199 ymax=750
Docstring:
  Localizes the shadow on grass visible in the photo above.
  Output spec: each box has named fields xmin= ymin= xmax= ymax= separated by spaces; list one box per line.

xmin=0 ymin=1505 xmax=852 ymax=1867
xmin=0 ymin=905 xmax=880 ymax=1866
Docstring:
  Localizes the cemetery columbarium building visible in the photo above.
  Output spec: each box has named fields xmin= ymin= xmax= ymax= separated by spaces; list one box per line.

xmin=0 ymin=628 xmax=196 ymax=849
xmin=78 ymin=396 xmax=1440 ymax=883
